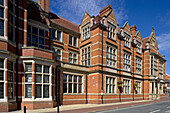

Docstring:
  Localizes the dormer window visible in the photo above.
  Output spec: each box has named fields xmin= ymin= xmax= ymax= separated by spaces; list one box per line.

xmin=82 ymin=24 xmax=90 ymax=41
xmin=136 ymin=40 xmax=141 ymax=54
xmin=107 ymin=23 xmax=116 ymax=40
xmin=124 ymin=32 xmax=131 ymax=48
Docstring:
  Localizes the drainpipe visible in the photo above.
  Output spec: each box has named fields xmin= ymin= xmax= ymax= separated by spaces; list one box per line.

xmin=101 ymin=27 xmax=104 ymax=104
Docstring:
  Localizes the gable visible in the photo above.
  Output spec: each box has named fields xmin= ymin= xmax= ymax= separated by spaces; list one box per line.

xmin=148 ymin=27 xmax=158 ymax=50
xmin=80 ymin=11 xmax=91 ymax=26
xmin=135 ymin=31 xmax=142 ymax=42
xmin=106 ymin=10 xmax=118 ymax=26
xmin=122 ymin=21 xmax=131 ymax=35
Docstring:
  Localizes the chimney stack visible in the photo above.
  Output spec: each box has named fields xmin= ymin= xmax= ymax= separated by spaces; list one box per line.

xmin=100 ymin=5 xmax=112 ymax=17
xmin=130 ymin=25 xmax=137 ymax=36
xmin=36 ymin=0 xmax=49 ymax=13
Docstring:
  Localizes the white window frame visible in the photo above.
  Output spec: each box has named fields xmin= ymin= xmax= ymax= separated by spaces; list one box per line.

xmin=105 ymin=76 xmax=116 ymax=94
xmin=82 ymin=24 xmax=90 ymax=41
xmin=136 ymin=57 xmax=142 ymax=74
xmin=81 ymin=45 xmax=91 ymax=66
xmin=124 ymin=32 xmax=131 ymax=48
xmin=107 ymin=22 xmax=116 ymax=40
xmin=135 ymin=81 xmax=141 ymax=94
xmin=55 ymin=48 xmax=62 ymax=61
xmin=123 ymin=79 xmax=131 ymax=94
xmin=63 ymin=74 xmax=83 ymax=94
xmin=69 ymin=35 xmax=78 ymax=47
xmin=68 ymin=51 xmax=78 ymax=64
xmin=52 ymin=29 xmax=63 ymax=42
xmin=123 ymin=51 xmax=131 ymax=71
xmin=106 ymin=45 xmax=117 ymax=68
xmin=136 ymin=40 xmax=142 ymax=54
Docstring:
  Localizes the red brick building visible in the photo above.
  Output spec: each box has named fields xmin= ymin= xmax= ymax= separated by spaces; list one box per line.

xmin=0 ymin=0 xmax=167 ymax=112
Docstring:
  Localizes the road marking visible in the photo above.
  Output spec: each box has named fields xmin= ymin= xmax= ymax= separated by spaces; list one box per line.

xmin=149 ymin=109 xmax=160 ymax=113
xmin=167 ymin=106 xmax=170 ymax=109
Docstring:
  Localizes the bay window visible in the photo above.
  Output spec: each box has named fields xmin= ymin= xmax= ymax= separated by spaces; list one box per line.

xmin=25 ymin=63 xmax=32 ymax=98
xmin=27 ymin=25 xmax=47 ymax=49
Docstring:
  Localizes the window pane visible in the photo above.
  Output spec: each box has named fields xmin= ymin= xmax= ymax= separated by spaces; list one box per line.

xmin=0 ymin=59 xmax=3 ymax=68
xmin=69 ymin=35 xmax=72 ymax=45
xmin=39 ymin=29 xmax=44 ymax=37
xmin=27 ymin=34 xmax=31 ymax=42
xmin=8 ymin=24 xmax=13 ymax=42
xmin=78 ymin=84 xmax=82 ymax=93
xmin=25 ymin=64 xmax=32 ymax=72
xmin=43 ymin=85 xmax=49 ymax=98
xmin=0 ymin=70 xmax=3 ymax=80
xmin=74 ymin=76 xmax=77 ymax=82
xmin=8 ymin=72 xmax=13 ymax=82
xmin=68 ymin=83 xmax=72 ymax=93
xmin=43 ymin=75 xmax=49 ymax=83
xmin=25 ymin=84 xmax=32 ymax=98
xmin=63 ymin=74 xmax=67 ymax=82
xmin=8 ymin=83 xmax=13 ymax=99
xmin=0 ymin=19 xmax=4 ymax=36
xmin=35 ymin=85 xmax=42 ymax=98
xmin=35 ymin=75 xmax=42 ymax=83
xmin=0 ymin=0 xmax=4 ymax=5
xmin=32 ymin=35 xmax=38 ymax=43
xmin=25 ymin=74 xmax=32 ymax=83
xmin=78 ymin=76 xmax=82 ymax=83
xmin=8 ymin=0 xmax=13 ymax=13
xmin=73 ymin=37 xmax=77 ymax=46
xmin=27 ymin=25 xmax=31 ymax=33
xmin=57 ymin=31 xmax=61 ymax=42
xmin=44 ymin=66 xmax=49 ymax=73
xmin=69 ymin=75 xmax=72 ymax=82
xmin=39 ymin=37 xmax=44 ymax=45
xmin=35 ymin=64 xmax=42 ymax=72
xmin=8 ymin=12 xmax=13 ymax=24
xmin=74 ymin=84 xmax=77 ymax=93
xmin=32 ymin=27 xmax=38 ymax=35
xmin=0 ymin=7 xmax=4 ymax=18
xmin=0 ymin=83 xmax=4 ymax=98
xmin=63 ymin=83 xmax=67 ymax=93
xmin=52 ymin=29 xmax=55 ymax=40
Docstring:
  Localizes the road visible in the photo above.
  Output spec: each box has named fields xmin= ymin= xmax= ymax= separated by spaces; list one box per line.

xmin=94 ymin=101 xmax=170 ymax=113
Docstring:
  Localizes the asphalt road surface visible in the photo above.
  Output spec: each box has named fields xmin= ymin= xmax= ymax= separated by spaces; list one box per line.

xmin=94 ymin=101 xmax=170 ymax=113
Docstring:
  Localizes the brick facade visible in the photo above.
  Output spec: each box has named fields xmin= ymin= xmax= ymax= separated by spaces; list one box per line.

xmin=0 ymin=0 xmax=167 ymax=112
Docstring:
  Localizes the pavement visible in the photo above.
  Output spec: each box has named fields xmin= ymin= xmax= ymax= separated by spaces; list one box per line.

xmin=5 ymin=96 xmax=170 ymax=113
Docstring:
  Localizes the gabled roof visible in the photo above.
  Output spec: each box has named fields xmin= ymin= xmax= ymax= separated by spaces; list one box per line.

xmin=148 ymin=27 xmax=158 ymax=49
xmin=80 ymin=11 xmax=91 ymax=26
xmin=50 ymin=12 xmax=80 ymax=33
xmin=142 ymin=37 xmax=149 ymax=49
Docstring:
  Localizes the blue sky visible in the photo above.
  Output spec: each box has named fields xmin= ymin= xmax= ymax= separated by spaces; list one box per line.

xmin=49 ymin=0 xmax=170 ymax=75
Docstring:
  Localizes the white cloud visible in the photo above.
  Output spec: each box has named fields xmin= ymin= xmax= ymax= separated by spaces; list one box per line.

xmin=157 ymin=33 xmax=170 ymax=52
xmin=49 ymin=0 xmax=128 ymax=25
